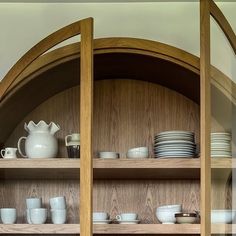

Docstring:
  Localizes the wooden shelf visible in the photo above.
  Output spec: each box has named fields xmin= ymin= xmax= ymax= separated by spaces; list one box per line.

xmin=0 ymin=224 xmax=200 ymax=234
xmin=0 ymin=158 xmax=200 ymax=179
xmin=0 ymin=224 xmax=80 ymax=234
xmin=94 ymin=158 xmax=200 ymax=179
xmin=0 ymin=158 xmax=80 ymax=179
xmin=211 ymin=224 xmax=236 ymax=234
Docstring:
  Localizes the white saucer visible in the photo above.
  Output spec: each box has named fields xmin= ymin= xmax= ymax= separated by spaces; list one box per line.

xmin=117 ymin=220 xmax=140 ymax=224
xmin=93 ymin=220 xmax=112 ymax=224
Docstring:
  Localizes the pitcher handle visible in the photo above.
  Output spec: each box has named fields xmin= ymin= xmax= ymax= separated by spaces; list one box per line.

xmin=65 ymin=135 xmax=72 ymax=146
xmin=18 ymin=137 xmax=27 ymax=158
xmin=0 ymin=149 xmax=5 ymax=158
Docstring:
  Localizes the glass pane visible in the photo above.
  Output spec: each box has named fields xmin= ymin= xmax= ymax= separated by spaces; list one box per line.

xmin=210 ymin=10 xmax=236 ymax=235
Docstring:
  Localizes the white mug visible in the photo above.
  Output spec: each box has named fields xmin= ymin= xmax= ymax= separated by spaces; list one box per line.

xmin=29 ymin=208 xmax=47 ymax=224
xmin=49 ymin=196 xmax=66 ymax=209
xmin=116 ymin=213 xmax=138 ymax=221
xmin=1 ymin=148 xmax=17 ymax=159
xmin=26 ymin=197 xmax=42 ymax=224
xmin=65 ymin=133 xmax=80 ymax=146
xmin=93 ymin=212 xmax=109 ymax=221
xmin=1 ymin=208 xmax=17 ymax=224
xmin=51 ymin=209 xmax=67 ymax=224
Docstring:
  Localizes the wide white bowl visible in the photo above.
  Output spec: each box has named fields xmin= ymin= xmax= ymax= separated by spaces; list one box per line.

xmin=211 ymin=210 xmax=236 ymax=223
xmin=156 ymin=205 xmax=182 ymax=224
xmin=157 ymin=204 xmax=182 ymax=212
xmin=127 ymin=151 xmax=148 ymax=159
xmin=128 ymin=147 xmax=148 ymax=153
xmin=98 ymin=152 xmax=119 ymax=159
xmin=93 ymin=212 xmax=109 ymax=221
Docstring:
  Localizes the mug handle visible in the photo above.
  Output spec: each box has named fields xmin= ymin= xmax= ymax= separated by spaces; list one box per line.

xmin=0 ymin=149 xmax=5 ymax=158
xmin=26 ymin=209 xmax=32 ymax=224
xmin=115 ymin=215 xmax=121 ymax=221
xmin=17 ymin=137 xmax=27 ymax=158
xmin=65 ymin=135 xmax=72 ymax=146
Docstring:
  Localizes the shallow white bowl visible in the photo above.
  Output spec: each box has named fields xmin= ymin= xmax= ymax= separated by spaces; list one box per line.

xmin=157 ymin=204 xmax=182 ymax=212
xmin=98 ymin=152 xmax=119 ymax=159
xmin=127 ymin=151 xmax=148 ymax=159
xmin=211 ymin=210 xmax=236 ymax=223
xmin=128 ymin=147 xmax=148 ymax=153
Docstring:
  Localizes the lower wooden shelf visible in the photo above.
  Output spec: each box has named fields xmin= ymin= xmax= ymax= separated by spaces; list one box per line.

xmin=0 ymin=224 xmax=201 ymax=234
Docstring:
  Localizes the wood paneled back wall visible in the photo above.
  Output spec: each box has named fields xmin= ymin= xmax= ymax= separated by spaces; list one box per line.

xmin=6 ymin=79 xmax=200 ymax=157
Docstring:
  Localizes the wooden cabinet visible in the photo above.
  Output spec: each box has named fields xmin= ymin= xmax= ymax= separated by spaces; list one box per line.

xmin=0 ymin=1 xmax=235 ymax=235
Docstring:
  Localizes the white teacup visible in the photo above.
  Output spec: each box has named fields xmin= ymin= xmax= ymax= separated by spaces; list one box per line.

xmin=50 ymin=196 xmax=66 ymax=209
xmin=29 ymin=208 xmax=47 ymax=224
xmin=116 ymin=213 xmax=138 ymax=221
xmin=1 ymin=208 xmax=17 ymax=224
xmin=1 ymin=148 xmax=17 ymax=159
xmin=51 ymin=209 xmax=67 ymax=224
xmin=93 ymin=212 xmax=109 ymax=221
xmin=26 ymin=197 xmax=42 ymax=209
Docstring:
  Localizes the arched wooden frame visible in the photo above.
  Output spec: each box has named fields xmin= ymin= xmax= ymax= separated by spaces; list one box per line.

xmin=200 ymin=1 xmax=236 ymax=235
xmin=0 ymin=18 xmax=93 ymax=236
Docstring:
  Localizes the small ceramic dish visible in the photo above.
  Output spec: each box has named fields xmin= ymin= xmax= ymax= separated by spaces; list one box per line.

xmin=175 ymin=213 xmax=197 ymax=224
xmin=98 ymin=152 xmax=119 ymax=159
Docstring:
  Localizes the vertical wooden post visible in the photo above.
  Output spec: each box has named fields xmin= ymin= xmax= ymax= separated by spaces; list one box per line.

xmin=200 ymin=1 xmax=211 ymax=236
xmin=80 ymin=18 xmax=93 ymax=236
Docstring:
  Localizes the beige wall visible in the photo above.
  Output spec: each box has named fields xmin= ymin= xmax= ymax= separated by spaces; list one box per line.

xmin=0 ymin=2 xmax=235 ymax=81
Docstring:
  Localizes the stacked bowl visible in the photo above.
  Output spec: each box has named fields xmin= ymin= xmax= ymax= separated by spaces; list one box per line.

xmin=156 ymin=204 xmax=182 ymax=224
xmin=154 ymin=131 xmax=196 ymax=158
xmin=127 ymin=147 xmax=148 ymax=159
xmin=211 ymin=132 xmax=232 ymax=158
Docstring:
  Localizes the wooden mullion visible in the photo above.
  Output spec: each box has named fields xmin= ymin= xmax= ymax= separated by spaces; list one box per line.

xmin=80 ymin=18 xmax=94 ymax=236
xmin=200 ymin=1 xmax=211 ymax=236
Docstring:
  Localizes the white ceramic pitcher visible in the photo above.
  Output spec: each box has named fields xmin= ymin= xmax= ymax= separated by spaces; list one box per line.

xmin=18 ymin=121 xmax=60 ymax=158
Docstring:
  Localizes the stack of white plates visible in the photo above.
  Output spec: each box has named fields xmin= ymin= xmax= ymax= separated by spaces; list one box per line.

xmin=154 ymin=131 xmax=196 ymax=158
xmin=211 ymin=132 xmax=231 ymax=158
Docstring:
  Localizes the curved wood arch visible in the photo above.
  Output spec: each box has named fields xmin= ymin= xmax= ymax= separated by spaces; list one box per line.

xmin=210 ymin=0 xmax=236 ymax=54
xmin=0 ymin=17 xmax=93 ymax=101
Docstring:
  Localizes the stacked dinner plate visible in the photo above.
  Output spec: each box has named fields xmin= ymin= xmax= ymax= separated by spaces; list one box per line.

xmin=154 ymin=131 xmax=196 ymax=158
xmin=211 ymin=132 xmax=232 ymax=158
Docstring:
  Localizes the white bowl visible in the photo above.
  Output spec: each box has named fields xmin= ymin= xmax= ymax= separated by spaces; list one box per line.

xmin=128 ymin=147 xmax=148 ymax=153
xmin=157 ymin=204 xmax=182 ymax=212
xmin=175 ymin=213 xmax=197 ymax=224
xmin=156 ymin=210 xmax=180 ymax=224
xmin=98 ymin=152 xmax=119 ymax=159
xmin=127 ymin=151 xmax=148 ymax=159
xmin=211 ymin=210 xmax=236 ymax=223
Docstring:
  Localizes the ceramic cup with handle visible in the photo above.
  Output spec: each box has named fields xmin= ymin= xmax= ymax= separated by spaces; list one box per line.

xmin=93 ymin=212 xmax=109 ymax=221
xmin=50 ymin=196 xmax=66 ymax=209
xmin=65 ymin=133 xmax=80 ymax=158
xmin=51 ymin=209 xmax=67 ymax=224
xmin=0 ymin=208 xmax=17 ymax=224
xmin=116 ymin=213 xmax=138 ymax=221
xmin=1 ymin=148 xmax=17 ymax=159
xmin=29 ymin=208 xmax=47 ymax=224
xmin=26 ymin=197 xmax=42 ymax=224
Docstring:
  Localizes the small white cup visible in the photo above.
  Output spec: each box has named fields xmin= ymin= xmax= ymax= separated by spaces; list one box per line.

xmin=26 ymin=197 xmax=42 ymax=223
xmin=1 ymin=148 xmax=17 ymax=159
xmin=51 ymin=209 xmax=67 ymax=224
xmin=93 ymin=212 xmax=109 ymax=221
xmin=49 ymin=196 xmax=66 ymax=209
xmin=1 ymin=208 xmax=17 ymax=224
xmin=29 ymin=208 xmax=47 ymax=224
xmin=116 ymin=213 xmax=138 ymax=221
xmin=26 ymin=197 xmax=42 ymax=209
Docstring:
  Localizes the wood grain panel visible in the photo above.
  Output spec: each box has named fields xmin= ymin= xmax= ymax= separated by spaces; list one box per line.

xmin=5 ymin=79 xmax=200 ymax=160
xmin=93 ymin=180 xmax=200 ymax=224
